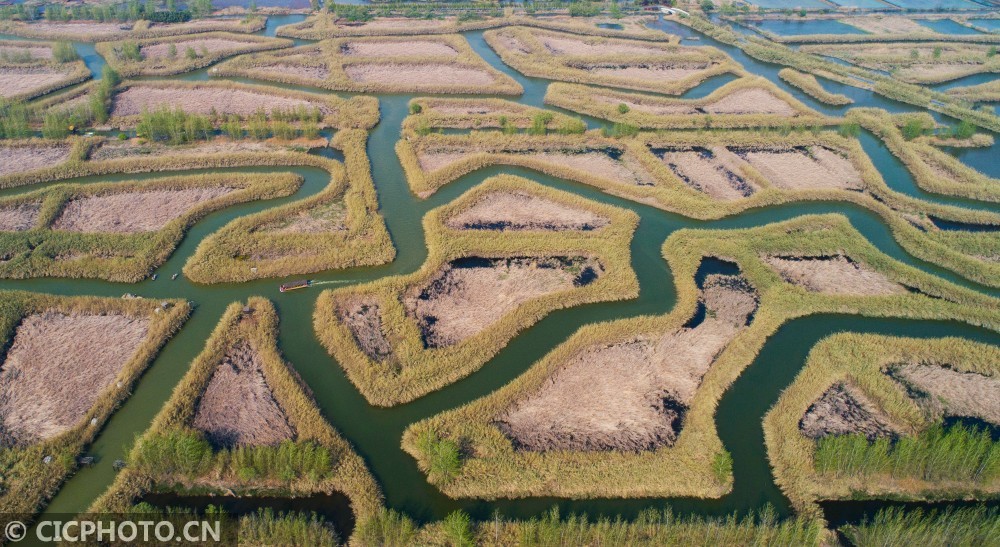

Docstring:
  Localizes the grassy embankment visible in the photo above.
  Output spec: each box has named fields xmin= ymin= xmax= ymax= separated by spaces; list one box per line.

xmin=483 ymin=26 xmax=739 ymax=95
xmin=396 ymin=122 xmax=1000 ymax=288
xmin=765 ymin=333 xmax=1000 ymax=514
xmin=96 ymin=32 xmax=292 ymax=77
xmin=0 ymin=15 xmax=267 ymax=42
xmin=946 ymin=79 xmax=1000 ymax=103
xmin=183 ymin=130 xmax=395 ymax=282
xmin=544 ymin=76 xmax=837 ymax=128
xmin=777 ymin=68 xmax=853 ymax=106
xmin=0 ymin=172 xmax=299 ymax=282
xmin=313 ymin=174 xmax=638 ymax=407
xmin=212 ymin=34 xmax=523 ymax=95
xmin=671 ymin=15 xmax=1000 ymax=132
xmin=90 ymin=298 xmax=382 ymax=543
xmin=0 ymin=292 xmax=189 ymax=518
xmin=401 ymin=214 xmax=1000 ymax=501
xmin=275 ymin=13 xmax=667 ymax=41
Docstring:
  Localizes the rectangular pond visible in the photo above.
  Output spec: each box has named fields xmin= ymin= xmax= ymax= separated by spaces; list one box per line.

xmin=917 ymin=18 xmax=984 ymax=34
xmin=969 ymin=18 xmax=1000 ymax=31
xmin=883 ymin=0 xmax=985 ymax=9
xmin=752 ymin=19 xmax=870 ymax=35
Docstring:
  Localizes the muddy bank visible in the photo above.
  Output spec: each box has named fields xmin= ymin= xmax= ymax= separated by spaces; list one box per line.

xmin=496 ymin=271 xmax=757 ymax=452
xmin=337 ymin=297 xmax=393 ymax=363
xmin=799 ymin=382 xmax=898 ymax=441
xmin=52 ymin=187 xmax=233 ymax=233
xmin=446 ymin=191 xmax=610 ymax=231
xmin=0 ymin=312 xmax=149 ymax=447
xmin=763 ymin=255 xmax=904 ymax=296
xmin=892 ymin=364 xmax=1000 ymax=426
xmin=406 ymin=256 xmax=603 ymax=349
xmin=737 ymin=146 xmax=864 ymax=191
xmin=656 ymin=146 xmax=757 ymax=201
xmin=192 ymin=341 xmax=295 ymax=449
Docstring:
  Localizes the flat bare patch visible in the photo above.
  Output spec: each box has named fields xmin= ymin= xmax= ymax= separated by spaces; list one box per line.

xmin=659 ymin=146 xmax=757 ymax=201
xmin=0 ymin=312 xmax=149 ymax=447
xmin=416 ymin=150 xmax=468 ymax=173
xmin=531 ymin=150 xmax=656 ymax=186
xmin=494 ymin=32 xmax=532 ymax=54
xmin=540 ymin=36 xmax=668 ymax=56
xmin=842 ymin=16 xmax=930 ymax=34
xmin=896 ymin=63 xmax=984 ymax=83
xmin=192 ymin=341 xmax=295 ymax=449
xmin=446 ymin=191 xmax=610 ymax=231
xmin=497 ymin=274 xmax=757 ymax=452
xmin=351 ymin=18 xmax=449 ymax=32
xmin=596 ymin=94 xmax=692 ymax=115
xmin=800 ymin=382 xmax=898 ymax=440
xmin=406 ymin=256 xmax=602 ymax=348
xmin=739 ymin=146 xmax=864 ymax=191
xmin=264 ymin=201 xmax=346 ymax=234
xmin=22 ymin=21 xmax=123 ymax=37
xmin=141 ymin=38 xmax=254 ymax=59
xmin=0 ymin=66 xmax=74 ymax=98
xmin=337 ymin=297 xmax=392 ymax=362
xmin=90 ymin=139 xmax=295 ymax=161
xmin=0 ymin=203 xmax=41 ymax=231
xmin=340 ymin=40 xmax=458 ymax=57
xmin=893 ymin=364 xmax=1000 ymax=425
xmin=586 ymin=63 xmax=710 ymax=83
xmin=704 ymin=88 xmax=797 ymax=115
xmin=250 ymin=62 xmax=330 ymax=82
xmin=764 ymin=255 xmax=904 ymax=295
xmin=52 ymin=187 xmax=233 ymax=233
xmin=0 ymin=44 xmax=52 ymax=60
xmin=0 ymin=144 xmax=71 ymax=176
xmin=344 ymin=63 xmax=495 ymax=86
xmin=111 ymin=85 xmax=331 ymax=117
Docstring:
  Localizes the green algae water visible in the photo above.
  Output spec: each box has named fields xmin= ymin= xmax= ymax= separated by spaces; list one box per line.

xmin=6 ymin=14 xmax=1000 ymax=539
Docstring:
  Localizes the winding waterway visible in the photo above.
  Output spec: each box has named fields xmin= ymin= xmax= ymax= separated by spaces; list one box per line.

xmin=5 ymin=13 xmax=999 ymax=539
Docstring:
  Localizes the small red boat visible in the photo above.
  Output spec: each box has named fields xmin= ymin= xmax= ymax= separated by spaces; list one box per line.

xmin=279 ymin=280 xmax=312 ymax=293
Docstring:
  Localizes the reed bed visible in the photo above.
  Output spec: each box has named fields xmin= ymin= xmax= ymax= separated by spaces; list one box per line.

xmin=108 ymin=80 xmax=379 ymax=131
xmin=484 ymin=26 xmax=738 ymax=95
xmin=212 ymin=34 xmax=522 ymax=95
xmin=946 ymin=79 xmax=1000 ymax=103
xmin=96 ymin=32 xmax=292 ymax=77
xmin=183 ymin=130 xmax=395 ymax=283
xmin=0 ymin=58 xmax=90 ymax=102
xmin=543 ymin=77 xmax=835 ymax=129
xmin=404 ymin=97 xmax=580 ymax=132
xmin=401 ymin=214 xmax=1000 ymax=501
xmin=0 ymin=16 xmax=267 ymax=42
xmin=313 ymin=174 xmax=638 ymax=407
xmin=397 ymin=112 xmax=1000 ymax=288
xmin=0 ymin=172 xmax=298 ymax=282
xmin=89 ymin=298 xmax=382 ymax=543
xmin=0 ymin=139 xmax=73 ymax=177
xmin=764 ymin=333 xmax=1000 ymax=515
xmin=841 ymin=505 xmax=1000 ymax=546
xmin=0 ymin=291 xmax=189 ymax=518
xmin=276 ymin=14 xmax=667 ymax=41
xmin=777 ymin=69 xmax=853 ymax=106
xmin=799 ymin=42 xmax=1000 ymax=85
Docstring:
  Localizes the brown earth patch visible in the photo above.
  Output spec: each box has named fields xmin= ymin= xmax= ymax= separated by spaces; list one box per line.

xmin=111 ymin=85 xmax=331 ymax=117
xmin=191 ymin=341 xmax=295 ymax=449
xmin=0 ymin=143 xmax=71 ymax=176
xmin=496 ymin=273 xmax=758 ymax=452
xmin=0 ymin=44 xmax=52 ymax=60
xmin=738 ymin=146 xmax=864 ymax=191
xmin=340 ymin=40 xmax=458 ymax=57
xmin=494 ymin=32 xmax=533 ymax=55
xmin=405 ymin=256 xmax=603 ymax=348
xmin=531 ymin=150 xmax=656 ymax=186
xmin=263 ymin=200 xmax=346 ymax=234
xmin=595 ymin=94 xmax=693 ymax=115
xmin=799 ymin=382 xmax=898 ymax=440
xmin=140 ymin=38 xmax=253 ymax=59
xmin=90 ymin=139 xmax=303 ymax=161
xmin=0 ymin=66 xmax=74 ymax=98
xmin=428 ymin=104 xmax=504 ymax=116
xmin=0 ymin=203 xmax=41 ymax=231
xmin=250 ymin=62 xmax=330 ymax=82
xmin=445 ymin=191 xmax=610 ymax=231
xmin=841 ymin=16 xmax=930 ymax=34
xmin=763 ymin=254 xmax=905 ymax=295
xmin=344 ymin=63 xmax=495 ymax=86
xmin=0 ymin=311 xmax=149 ymax=447
xmin=896 ymin=63 xmax=985 ymax=83
xmin=540 ymin=35 xmax=668 ymax=56
xmin=704 ymin=88 xmax=797 ymax=116
xmin=337 ymin=297 xmax=393 ymax=363
xmin=585 ymin=62 xmax=711 ymax=83
xmin=21 ymin=21 xmax=124 ymax=37
xmin=892 ymin=364 xmax=1000 ymax=425
xmin=416 ymin=150 xmax=468 ymax=173
xmin=52 ymin=187 xmax=233 ymax=233
xmin=658 ymin=146 xmax=757 ymax=201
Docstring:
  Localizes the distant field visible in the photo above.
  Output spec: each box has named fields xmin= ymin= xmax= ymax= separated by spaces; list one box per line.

xmin=753 ymin=19 xmax=868 ymax=36
xmin=883 ymin=0 xmax=984 ymax=9
xmin=742 ymin=0 xmax=831 ymax=8
xmin=828 ymin=0 xmax=898 ymax=8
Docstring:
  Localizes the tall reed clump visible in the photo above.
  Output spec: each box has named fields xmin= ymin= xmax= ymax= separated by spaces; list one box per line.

xmin=183 ymin=130 xmax=395 ymax=283
xmin=841 ymin=505 xmax=1000 ymax=547
xmin=239 ymin=509 xmax=338 ymax=546
xmin=89 ymin=298 xmax=382 ymax=544
xmin=313 ymin=174 xmax=639 ymax=407
xmin=0 ymin=291 xmax=189 ymax=518
xmin=777 ymin=68 xmax=853 ymax=106
xmin=544 ymin=77 xmax=836 ymax=129
xmin=764 ymin=333 xmax=1000 ymax=516
xmin=400 ymin=214 xmax=1000 ymax=502
xmin=815 ymin=422 xmax=1000 ymax=482
xmin=0 ymin=171 xmax=300 ymax=282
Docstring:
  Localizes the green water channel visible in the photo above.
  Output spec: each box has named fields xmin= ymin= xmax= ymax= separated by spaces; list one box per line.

xmin=5 ymin=13 xmax=999 ymax=537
